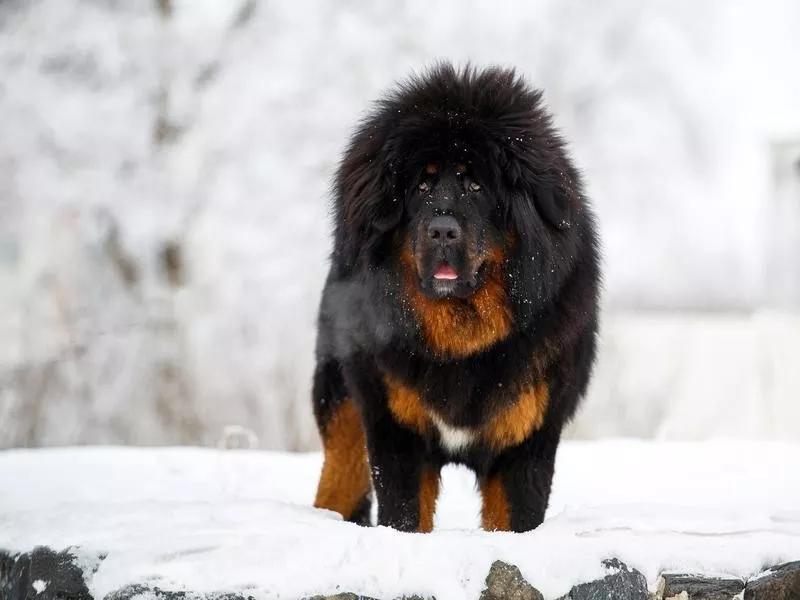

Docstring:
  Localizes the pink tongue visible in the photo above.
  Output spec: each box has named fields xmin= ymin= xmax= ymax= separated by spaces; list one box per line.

xmin=434 ymin=263 xmax=459 ymax=280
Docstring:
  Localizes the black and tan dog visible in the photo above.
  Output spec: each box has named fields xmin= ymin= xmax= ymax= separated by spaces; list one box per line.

xmin=312 ymin=63 xmax=600 ymax=533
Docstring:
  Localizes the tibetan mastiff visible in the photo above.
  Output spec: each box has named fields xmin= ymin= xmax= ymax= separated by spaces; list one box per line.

xmin=312 ymin=63 xmax=600 ymax=533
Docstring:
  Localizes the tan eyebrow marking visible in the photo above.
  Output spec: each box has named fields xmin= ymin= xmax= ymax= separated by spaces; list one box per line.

xmin=425 ymin=163 xmax=439 ymax=175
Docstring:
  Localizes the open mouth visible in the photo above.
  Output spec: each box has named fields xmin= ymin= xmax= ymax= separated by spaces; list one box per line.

xmin=433 ymin=262 xmax=459 ymax=280
xmin=426 ymin=260 xmax=483 ymax=298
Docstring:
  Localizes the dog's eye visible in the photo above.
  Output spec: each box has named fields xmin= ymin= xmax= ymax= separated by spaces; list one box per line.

xmin=418 ymin=181 xmax=429 ymax=192
xmin=469 ymin=182 xmax=481 ymax=192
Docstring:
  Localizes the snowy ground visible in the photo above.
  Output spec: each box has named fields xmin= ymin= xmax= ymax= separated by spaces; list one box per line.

xmin=2 ymin=442 xmax=800 ymax=599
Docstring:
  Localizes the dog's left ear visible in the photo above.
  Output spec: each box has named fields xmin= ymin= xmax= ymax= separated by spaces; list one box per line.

xmin=533 ymin=179 xmax=571 ymax=230
xmin=501 ymin=147 xmax=573 ymax=231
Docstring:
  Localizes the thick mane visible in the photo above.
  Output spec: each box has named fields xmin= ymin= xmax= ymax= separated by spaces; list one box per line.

xmin=332 ymin=62 xmax=599 ymax=327
xmin=385 ymin=63 xmax=547 ymax=137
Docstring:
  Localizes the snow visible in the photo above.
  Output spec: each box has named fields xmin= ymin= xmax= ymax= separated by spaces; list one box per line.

xmin=32 ymin=580 xmax=48 ymax=594
xmin=566 ymin=311 xmax=800 ymax=440
xmin=2 ymin=442 xmax=800 ymax=600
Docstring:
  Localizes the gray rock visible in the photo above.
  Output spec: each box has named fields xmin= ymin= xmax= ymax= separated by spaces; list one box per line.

xmin=0 ymin=546 xmax=103 ymax=600
xmin=658 ymin=574 xmax=744 ymax=599
xmin=303 ymin=594 xmax=381 ymax=600
xmin=563 ymin=559 xmax=648 ymax=600
xmin=303 ymin=594 xmax=428 ymax=600
xmin=480 ymin=560 xmax=543 ymax=600
xmin=0 ymin=548 xmax=425 ymax=600
xmin=108 ymin=586 xmax=403 ymax=600
xmin=105 ymin=583 xmax=256 ymax=599
xmin=744 ymin=562 xmax=800 ymax=600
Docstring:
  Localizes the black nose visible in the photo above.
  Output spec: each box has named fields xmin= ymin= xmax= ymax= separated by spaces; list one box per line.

xmin=427 ymin=215 xmax=462 ymax=243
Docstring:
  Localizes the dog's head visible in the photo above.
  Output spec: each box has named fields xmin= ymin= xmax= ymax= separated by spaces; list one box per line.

xmin=404 ymin=158 xmax=503 ymax=299
xmin=334 ymin=63 xmax=590 ymax=322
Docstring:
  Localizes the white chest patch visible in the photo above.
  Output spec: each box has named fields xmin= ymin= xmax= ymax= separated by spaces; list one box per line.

xmin=430 ymin=413 xmax=477 ymax=453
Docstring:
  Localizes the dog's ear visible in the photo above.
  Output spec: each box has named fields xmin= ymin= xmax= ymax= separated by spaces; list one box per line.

xmin=335 ymin=133 xmax=403 ymax=267
xmin=501 ymin=145 xmax=574 ymax=231
xmin=532 ymin=179 xmax=571 ymax=230
xmin=503 ymin=167 xmax=580 ymax=326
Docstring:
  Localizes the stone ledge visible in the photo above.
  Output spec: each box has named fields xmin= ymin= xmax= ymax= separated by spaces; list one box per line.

xmin=2 ymin=547 xmax=799 ymax=600
xmin=656 ymin=573 xmax=744 ymax=600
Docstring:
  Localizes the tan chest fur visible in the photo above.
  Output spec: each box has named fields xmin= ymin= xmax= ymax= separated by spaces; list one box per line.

xmin=399 ymin=245 xmax=512 ymax=359
xmin=384 ymin=374 xmax=549 ymax=453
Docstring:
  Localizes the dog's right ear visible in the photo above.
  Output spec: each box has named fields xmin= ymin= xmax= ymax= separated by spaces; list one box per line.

xmin=334 ymin=129 xmax=403 ymax=269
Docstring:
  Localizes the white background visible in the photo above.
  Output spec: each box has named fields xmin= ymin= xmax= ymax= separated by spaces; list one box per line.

xmin=1 ymin=0 xmax=799 ymax=448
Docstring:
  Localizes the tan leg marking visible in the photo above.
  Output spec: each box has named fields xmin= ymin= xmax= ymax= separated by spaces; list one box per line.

xmin=480 ymin=475 xmax=511 ymax=531
xmin=314 ymin=398 xmax=371 ymax=520
xmin=418 ymin=464 xmax=441 ymax=533
xmin=385 ymin=373 xmax=430 ymax=434
xmin=482 ymin=383 xmax=549 ymax=451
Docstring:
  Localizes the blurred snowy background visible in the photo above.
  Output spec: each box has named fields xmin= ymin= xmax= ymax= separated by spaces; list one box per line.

xmin=1 ymin=0 xmax=799 ymax=449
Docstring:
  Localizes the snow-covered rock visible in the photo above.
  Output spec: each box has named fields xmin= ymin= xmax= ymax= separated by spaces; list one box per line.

xmin=481 ymin=561 xmax=544 ymax=600
xmin=656 ymin=573 xmax=745 ymax=600
xmin=743 ymin=562 xmax=800 ymax=600
xmin=563 ymin=559 xmax=647 ymax=600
